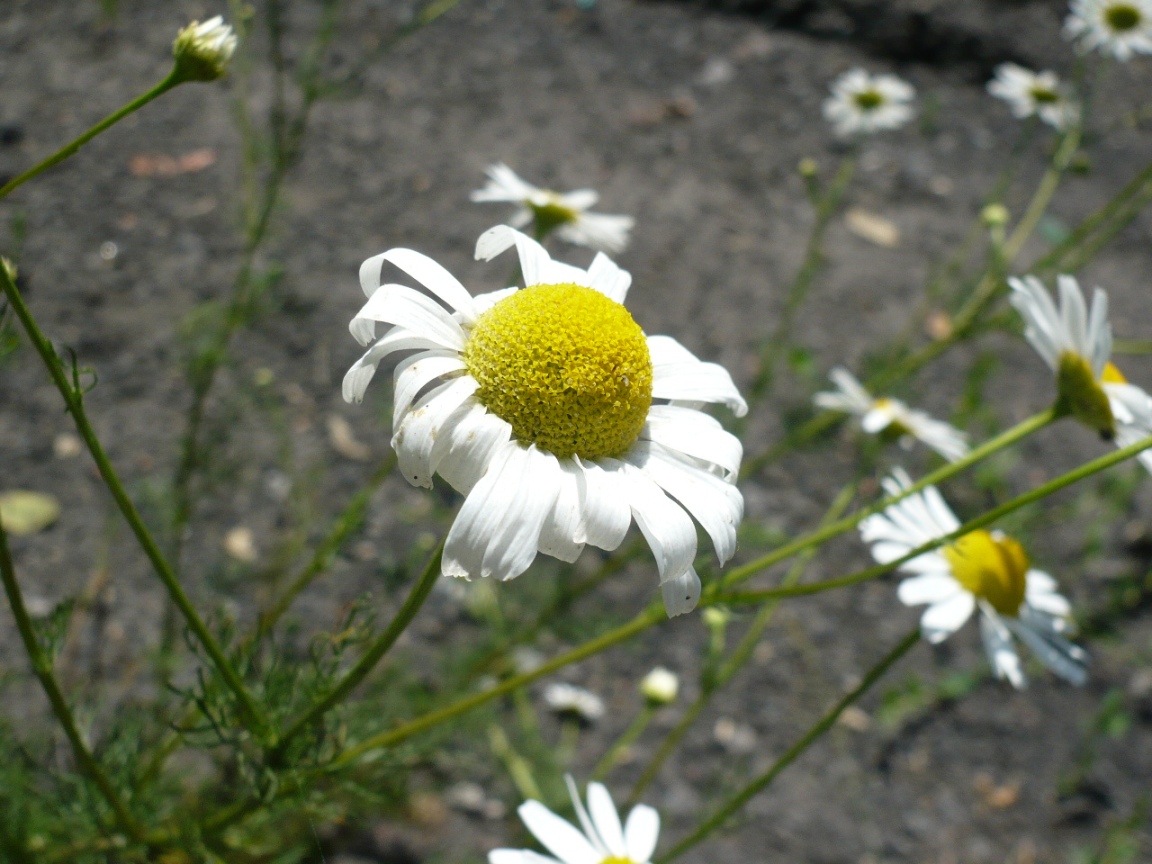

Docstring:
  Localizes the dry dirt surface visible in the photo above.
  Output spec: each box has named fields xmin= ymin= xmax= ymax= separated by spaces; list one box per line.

xmin=2 ymin=0 xmax=1152 ymax=862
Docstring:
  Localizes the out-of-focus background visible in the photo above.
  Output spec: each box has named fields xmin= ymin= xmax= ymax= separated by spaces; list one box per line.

xmin=2 ymin=0 xmax=1151 ymax=861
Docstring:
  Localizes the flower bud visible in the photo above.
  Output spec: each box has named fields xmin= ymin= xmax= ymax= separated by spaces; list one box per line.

xmin=981 ymin=203 xmax=1009 ymax=228
xmin=639 ymin=666 xmax=679 ymax=706
xmin=172 ymin=16 xmax=237 ymax=83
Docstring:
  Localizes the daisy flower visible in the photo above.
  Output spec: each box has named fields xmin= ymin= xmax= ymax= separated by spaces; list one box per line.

xmin=859 ymin=469 xmax=1087 ymax=688
xmin=1064 ymin=0 xmax=1152 ymax=60
xmin=471 ymin=163 xmax=635 ymax=254
xmin=489 ymin=777 xmax=659 ymax=864
xmin=543 ymin=682 xmax=606 ymax=725
xmin=986 ymin=63 xmax=1080 ymax=131
xmin=822 ymin=68 xmax=915 ymax=138
xmin=342 ymin=225 xmax=746 ymax=616
xmin=814 ymin=367 xmax=969 ymax=462
xmin=1009 ymin=274 xmax=1152 ymax=472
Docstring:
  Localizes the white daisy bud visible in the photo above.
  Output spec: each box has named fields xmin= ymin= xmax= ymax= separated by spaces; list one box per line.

xmin=172 ymin=16 xmax=238 ymax=83
xmin=639 ymin=666 xmax=679 ymax=706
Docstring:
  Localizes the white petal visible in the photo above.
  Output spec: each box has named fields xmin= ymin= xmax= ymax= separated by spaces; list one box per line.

xmin=623 ymin=805 xmax=660 ymax=864
xmin=538 ymin=458 xmax=586 ymax=563
xmin=560 ymin=188 xmax=599 ymax=210
xmin=342 ymin=328 xmax=443 ymax=404
xmin=980 ymin=610 xmax=1026 ymax=689
xmin=393 ymin=377 xmax=479 ymax=488
xmin=827 ymin=367 xmax=874 ymax=411
xmin=1058 ymin=274 xmax=1089 ymax=363
xmin=475 ymin=225 xmax=552 ymax=287
xmin=350 ymin=284 xmax=467 ymax=349
xmin=516 ymin=801 xmax=600 ymax=864
xmin=646 ymin=335 xmax=697 ymax=367
xmin=919 ymin=592 xmax=975 ymax=643
xmin=640 ymin=405 xmax=743 ymax=481
xmin=490 ymin=851 xmax=561 ymax=864
xmin=897 ymin=573 xmax=964 ymax=607
xmin=1086 ymin=286 xmax=1112 ymax=377
xmin=392 ymin=350 xmax=466 ymax=429
xmin=608 ymin=460 xmax=697 ymax=584
xmin=661 ymin=567 xmax=701 ymax=617
xmin=435 ymin=404 xmax=513 ymax=495
xmin=564 ymin=776 xmax=605 ymax=857
xmin=443 ymin=444 xmax=561 ymax=581
xmin=1010 ymin=613 xmax=1087 ymax=685
xmin=361 ymin=248 xmax=478 ymax=322
xmin=586 ymin=252 xmax=632 ymax=303
xmin=860 ymin=405 xmax=896 ymax=433
xmin=576 ymin=459 xmax=632 ymax=551
xmin=625 ymin=442 xmax=742 ymax=565
xmin=1025 ymin=569 xmax=1057 ymax=593
xmin=652 ymin=359 xmax=747 ymax=418
xmin=586 ymin=783 xmax=627 ymax=858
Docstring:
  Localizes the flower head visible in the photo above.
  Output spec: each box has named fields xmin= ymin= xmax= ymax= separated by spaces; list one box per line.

xmin=489 ymin=777 xmax=660 ymax=864
xmin=1064 ymin=0 xmax=1152 ymax=60
xmin=814 ymin=367 xmax=969 ymax=462
xmin=343 ymin=226 xmax=746 ymax=616
xmin=987 ymin=63 xmax=1080 ymax=130
xmin=471 ymin=164 xmax=634 ymax=253
xmin=543 ymin=682 xmax=606 ymax=724
xmin=1009 ymin=274 xmax=1152 ymax=472
xmin=639 ymin=666 xmax=679 ymax=706
xmin=859 ymin=470 xmax=1087 ymax=688
xmin=172 ymin=16 xmax=237 ymax=82
xmin=822 ymin=68 xmax=915 ymax=138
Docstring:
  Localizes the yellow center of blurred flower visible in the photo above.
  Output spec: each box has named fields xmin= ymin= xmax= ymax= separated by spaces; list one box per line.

xmin=1102 ymin=361 xmax=1127 ymax=384
xmin=463 ymin=283 xmax=653 ymax=460
xmin=1105 ymin=3 xmax=1142 ymax=31
xmin=944 ymin=530 xmax=1029 ymax=617
xmin=601 ymin=858 xmax=637 ymax=864
xmin=1030 ymin=86 xmax=1059 ymax=104
xmin=1056 ymin=350 xmax=1115 ymax=437
xmin=529 ymin=197 xmax=581 ymax=237
xmin=854 ymin=89 xmax=884 ymax=111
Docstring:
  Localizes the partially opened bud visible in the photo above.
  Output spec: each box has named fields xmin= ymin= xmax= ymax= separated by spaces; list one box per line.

xmin=172 ymin=16 xmax=237 ymax=83
xmin=640 ymin=666 xmax=679 ymax=706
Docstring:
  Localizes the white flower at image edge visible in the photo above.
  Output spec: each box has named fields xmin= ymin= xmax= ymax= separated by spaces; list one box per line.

xmin=814 ymin=366 xmax=970 ymax=462
xmin=1009 ymin=274 xmax=1152 ymax=473
xmin=1064 ymin=0 xmax=1152 ymax=60
xmin=342 ymin=225 xmax=747 ymax=616
xmin=471 ymin=163 xmax=635 ymax=254
xmin=859 ymin=469 xmax=1087 ymax=689
xmin=490 ymin=776 xmax=660 ymax=864
xmin=822 ymin=67 xmax=915 ymax=138
xmin=986 ymin=63 xmax=1080 ymax=131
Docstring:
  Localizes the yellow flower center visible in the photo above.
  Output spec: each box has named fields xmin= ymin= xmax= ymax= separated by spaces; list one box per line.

xmin=943 ymin=530 xmax=1029 ymax=617
xmin=1105 ymin=3 xmax=1142 ymax=31
xmin=1102 ymin=361 xmax=1127 ymax=384
xmin=1030 ymin=85 xmax=1059 ymax=104
xmin=1056 ymin=350 xmax=1115 ymax=437
xmin=463 ymin=283 xmax=653 ymax=460
xmin=854 ymin=89 xmax=884 ymax=111
xmin=601 ymin=858 xmax=636 ymax=864
xmin=529 ymin=197 xmax=581 ymax=238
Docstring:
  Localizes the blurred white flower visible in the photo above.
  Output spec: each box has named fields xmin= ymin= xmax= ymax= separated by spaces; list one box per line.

xmin=1064 ymin=0 xmax=1152 ymax=60
xmin=172 ymin=15 xmax=237 ymax=82
xmin=1009 ymin=274 xmax=1152 ymax=472
xmin=489 ymin=776 xmax=660 ymax=864
xmin=987 ymin=63 xmax=1080 ymax=130
xmin=814 ymin=367 xmax=969 ymax=462
xmin=543 ymin=682 xmax=605 ymax=724
xmin=860 ymin=469 xmax=1087 ymax=688
xmin=822 ymin=68 xmax=915 ymax=137
xmin=343 ymin=225 xmax=746 ymax=617
xmin=471 ymin=163 xmax=634 ymax=253
xmin=639 ymin=666 xmax=679 ymax=705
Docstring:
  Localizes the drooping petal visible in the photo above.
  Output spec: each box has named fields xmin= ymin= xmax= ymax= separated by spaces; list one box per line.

xmin=392 ymin=350 xmax=467 ymax=429
xmin=342 ymin=327 xmax=444 ymax=404
xmin=979 ymin=609 xmax=1025 ymax=689
xmin=537 ymin=459 xmax=586 ymax=563
xmin=623 ymin=804 xmax=661 ymax=864
xmin=640 ymin=405 xmax=742 ymax=481
xmin=516 ymin=801 xmax=601 ymax=864
xmin=360 ymin=247 xmax=477 ymax=322
xmin=434 ymin=404 xmax=513 ymax=495
xmin=661 ymin=567 xmax=701 ymax=617
xmin=604 ymin=460 xmax=697 ymax=585
xmin=1010 ymin=612 xmax=1087 ymax=685
xmin=350 ymin=284 xmax=467 ymax=349
xmin=475 ymin=225 xmax=553 ymax=287
xmin=576 ymin=459 xmax=633 ymax=551
xmin=393 ymin=377 xmax=479 ymax=488
xmin=651 ymin=339 xmax=747 ymax=417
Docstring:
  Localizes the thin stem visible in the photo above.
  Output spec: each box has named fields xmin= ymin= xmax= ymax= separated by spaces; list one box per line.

xmin=270 ymin=539 xmax=445 ymax=759
xmin=591 ymin=705 xmax=657 ymax=783
xmin=0 ymin=266 xmax=270 ymax=738
xmin=725 ymin=408 xmax=1056 ymax=589
xmin=0 ymin=71 xmax=181 ymax=200
xmin=719 ymin=430 xmax=1152 ymax=607
xmin=655 ymin=629 xmax=921 ymax=862
xmin=0 ymin=517 xmax=146 ymax=842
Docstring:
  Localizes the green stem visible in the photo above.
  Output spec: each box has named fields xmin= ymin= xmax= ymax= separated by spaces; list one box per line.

xmin=0 ymin=517 xmax=147 ymax=842
xmin=655 ymin=629 xmax=921 ymax=862
xmin=726 ymin=408 xmax=1056 ymax=589
xmin=0 ymin=266 xmax=269 ymax=738
xmin=270 ymin=539 xmax=445 ymax=759
xmin=591 ymin=705 xmax=657 ymax=783
xmin=0 ymin=71 xmax=181 ymax=200
xmin=719 ymin=430 xmax=1152 ymax=607
xmin=255 ymin=453 xmax=396 ymax=635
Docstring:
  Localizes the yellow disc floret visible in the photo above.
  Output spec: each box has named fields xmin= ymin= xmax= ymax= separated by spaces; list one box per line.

xmin=943 ymin=530 xmax=1029 ymax=617
xmin=463 ymin=283 xmax=653 ymax=460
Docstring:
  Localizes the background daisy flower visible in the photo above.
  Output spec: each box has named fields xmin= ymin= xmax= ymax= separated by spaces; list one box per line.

xmin=343 ymin=225 xmax=746 ymax=616
xmin=543 ymin=682 xmax=606 ymax=725
xmin=822 ymin=68 xmax=915 ymax=138
xmin=814 ymin=367 xmax=969 ymax=462
xmin=471 ymin=163 xmax=635 ymax=253
xmin=987 ymin=63 xmax=1080 ymax=131
xmin=1064 ymin=0 xmax=1152 ymax=60
xmin=859 ymin=469 xmax=1087 ymax=688
xmin=1009 ymin=274 xmax=1152 ymax=472
xmin=489 ymin=777 xmax=660 ymax=864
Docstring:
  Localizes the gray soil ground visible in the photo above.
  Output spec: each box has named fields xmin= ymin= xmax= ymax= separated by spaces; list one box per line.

xmin=2 ymin=0 xmax=1152 ymax=861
